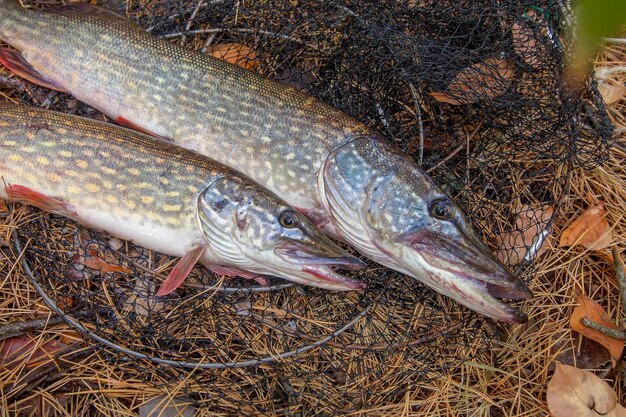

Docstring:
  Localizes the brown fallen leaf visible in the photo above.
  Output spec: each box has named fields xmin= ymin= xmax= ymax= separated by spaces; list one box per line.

xmin=598 ymin=82 xmax=626 ymax=105
xmin=208 ymin=43 xmax=259 ymax=71
xmin=547 ymin=363 xmax=626 ymax=417
xmin=559 ymin=203 xmax=613 ymax=250
xmin=81 ymin=255 xmax=132 ymax=274
xmin=138 ymin=395 xmax=195 ymax=417
xmin=570 ymin=294 xmax=625 ymax=366
xmin=123 ymin=277 xmax=164 ymax=318
xmin=0 ymin=336 xmax=68 ymax=370
xmin=496 ymin=204 xmax=554 ymax=265
xmin=430 ymin=58 xmax=514 ymax=105
xmin=17 ymin=393 xmax=68 ymax=417
xmin=553 ymin=334 xmax=611 ymax=370
xmin=511 ymin=21 xmax=546 ymax=69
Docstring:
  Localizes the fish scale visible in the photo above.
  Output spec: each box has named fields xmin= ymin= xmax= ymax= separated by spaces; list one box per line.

xmin=0 ymin=102 xmax=367 ymax=292
xmin=0 ymin=1 xmax=367 ymax=215
xmin=0 ymin=103 xmax=240 ymax=236
xmin=0 ymin=0 xmax=533 ymax=322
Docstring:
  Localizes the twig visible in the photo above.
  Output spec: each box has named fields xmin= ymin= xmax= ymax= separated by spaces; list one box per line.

xmin=603 ymin=38 xmax=626 ymax=44
xmin=580 ymin=318 xmax=626 ymax=340
xmin=426 ymin=123 xmax=482 ymax=174
xmin=408 ymin=82 xmax=424 ymax=167
xmin=613 ymin=247 xmax=626 ymax=316
xmin=161 ymin=27 xmax=308 ymax=47
xmin=145 ymin=0 xmax=222 ymax=32
xmin=179 ymin=0 xmax=204 ymax=45
xmin=0 ymin=317 xmax=64 ymax=341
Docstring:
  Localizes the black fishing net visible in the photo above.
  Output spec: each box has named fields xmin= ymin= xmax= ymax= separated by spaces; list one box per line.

xmin=3 ymin=0 xmax=613 ymax=415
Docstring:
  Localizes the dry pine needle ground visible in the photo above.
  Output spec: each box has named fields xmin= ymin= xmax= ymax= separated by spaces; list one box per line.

xmin=0 ymin=7 xmax=625 ymax=417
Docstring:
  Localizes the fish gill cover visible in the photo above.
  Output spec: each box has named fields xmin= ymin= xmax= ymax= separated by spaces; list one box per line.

xmin=5 ymin=0 xmax=612 ymax=415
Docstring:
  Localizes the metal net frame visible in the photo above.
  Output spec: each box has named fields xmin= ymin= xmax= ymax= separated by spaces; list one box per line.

xmin=3 ymin=0 xmax=613 ymax=415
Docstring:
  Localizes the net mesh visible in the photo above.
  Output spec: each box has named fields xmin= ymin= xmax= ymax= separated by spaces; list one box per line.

xmin=3 ymin=0 xmax=613 ymax=415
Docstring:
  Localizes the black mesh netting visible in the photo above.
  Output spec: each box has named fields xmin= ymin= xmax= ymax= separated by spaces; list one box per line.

xmin=4 ymin=0 xmax=614 ymax=415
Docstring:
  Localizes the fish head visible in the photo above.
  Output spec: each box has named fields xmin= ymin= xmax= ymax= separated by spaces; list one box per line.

xmin=196 ymin=175 xmax=366 ymax=290
xmin=320 ymin=137 xmax=531 ymax=322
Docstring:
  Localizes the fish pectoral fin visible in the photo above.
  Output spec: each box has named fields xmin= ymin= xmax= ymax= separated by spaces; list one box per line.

xmin=5 ymin=184 xmax=77 ymax=217
xmin=208 ymin=265 xmax=268 ymax=286
xmin=156 ymin=243 xmax=206 ymax=296
xmin=0 ymin=48 xmax=66 ymax=92
xmin=114 ymin=116 xmax=170 ymax=142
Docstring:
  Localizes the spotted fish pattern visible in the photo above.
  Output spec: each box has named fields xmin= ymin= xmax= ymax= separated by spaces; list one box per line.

xmin=0 ymin=103 xmax=366 ymax=292
xmin=0 ymin=0 xmax=532 ymax=322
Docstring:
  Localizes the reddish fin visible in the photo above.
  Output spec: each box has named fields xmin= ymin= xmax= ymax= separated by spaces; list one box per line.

xmin=5 ymin=184 xmax=77 ymax=217
xmin=44 ymin=3 xmax=128 ymax=21
xmin=208 ymin=265 xmax=268 ymax=286
xmin=0 ymin=48 xmax=66 ymax=92
xmin=114 ymin=116 xmax=168 ymax=141
xmin=156 ymin=244 xmax=206 ymax=296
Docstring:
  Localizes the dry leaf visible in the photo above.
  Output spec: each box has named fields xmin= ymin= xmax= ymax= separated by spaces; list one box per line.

xmin=547 ymin=363 xmax=626 ymax=417
xmin=18 ymin=393 xmax=68 ymax=417
xmin=511 ymin=21 xmax=545 ymax=69
xmin=139 ymin=395 xmax=195 ymax=417
xmin=430 ymin=58 xmax=514 ymax=105
xmin=81 ymin=255 xmax=132 ymax=274
xmin=208 ymin=43 xmax=259 ymax=71
xmin=598 ymin=82 xmax=626 ymax=105
xmin=559 ymin=203 xmax=613 ymax=249
xmin=553 ymin=334 xmax=611 ymax=370
xmin=124 ymin=278 xmax=164 ymax=317
xmin=429 ymin=92 xmax=464 ymax=105
xmin=0 ymin=336 xmax=67 ymax=370
xmin=496 ymin=204 xmax=553 ymax=265
xmin=570 ymin=294 xmax=625 ymax=366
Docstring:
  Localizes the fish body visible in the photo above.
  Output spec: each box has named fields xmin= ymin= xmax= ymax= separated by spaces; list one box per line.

xmin=0 ymin=103 xmax=365 ymax=291
xmin=0 ymin=1 xmax=531 ymax=322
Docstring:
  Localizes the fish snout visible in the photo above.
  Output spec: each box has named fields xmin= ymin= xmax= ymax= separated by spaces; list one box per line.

xmin=401 ymin=230 xmax=532 ymax=323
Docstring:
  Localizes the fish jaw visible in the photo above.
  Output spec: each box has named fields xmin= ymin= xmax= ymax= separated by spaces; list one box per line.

xmin=319 ymin=136 xmax=531 ymax=323
xmin=273 ymin=238 xmax=366 ymax=290
xmin=196 ymin=176 xmax=366 ymax=291
xmin=393 ymin=232 xmax=531 ymax=323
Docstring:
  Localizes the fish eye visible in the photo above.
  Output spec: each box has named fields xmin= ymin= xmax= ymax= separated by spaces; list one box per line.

xmin=430 ymin=198 xmax=453 ymax=221
xmin=279 ymin=210 xmax=299 ymax=228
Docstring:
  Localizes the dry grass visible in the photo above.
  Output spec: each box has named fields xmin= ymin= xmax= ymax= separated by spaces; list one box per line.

xmin=0 ymin=7 xmax=625 ymax=417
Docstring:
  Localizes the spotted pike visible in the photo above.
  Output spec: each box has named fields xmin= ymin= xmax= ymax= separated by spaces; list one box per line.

xmin=0 ymin=103 xmax=366 ymax=293
xmin=0 ymin=1 xmax=531 ymax=322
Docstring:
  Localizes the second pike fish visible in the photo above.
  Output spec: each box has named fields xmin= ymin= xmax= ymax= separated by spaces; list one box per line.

xmin=0 ymin=0 xmax=531 ymax=322
xmin=0 ymin=103 xmax=365 ymax=293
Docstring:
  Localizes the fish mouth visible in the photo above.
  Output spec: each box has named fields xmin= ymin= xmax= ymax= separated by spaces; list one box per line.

xmin=274 ymin=240 xmax=367 ymax=290
xmin=401 ymin=230 xmax=532 ymax=323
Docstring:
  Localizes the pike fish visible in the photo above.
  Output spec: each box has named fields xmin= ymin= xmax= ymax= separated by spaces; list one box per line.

xmin=0 ymin=103 xmax=366 ymax=293
xmin=0 ymin=0 xmax=532 ymax=322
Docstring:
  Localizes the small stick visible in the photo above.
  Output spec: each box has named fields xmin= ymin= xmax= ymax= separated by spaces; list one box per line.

xmin=580 ymin=318 xmax=626 ymax=340
xmin=613 ymin=247 xmax=626 ymax=315
xmin=0 ymin=317 xmax=64 ymax=341
xmin=408 ymin=82 xmax=424 ymax=167
xmin=161 ymin=27 xmax=309 ymax=47
xmin=426 ymin=122 xmax=482 ymax=174
xmin=179 ymin=0 xmax=204 ymax=45
xmin=603 ymin=38 xmax=626 ymax=44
